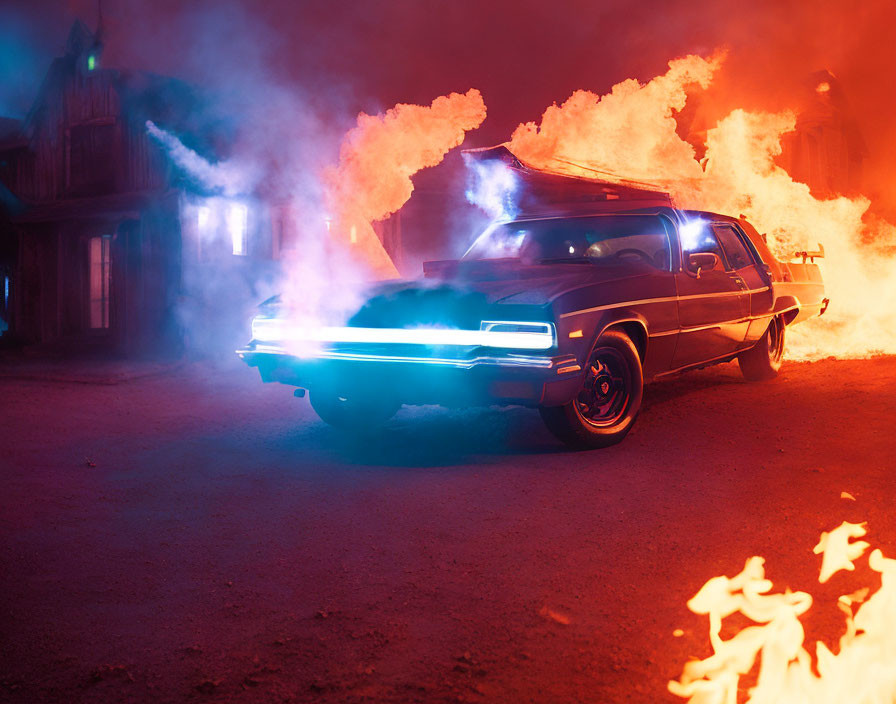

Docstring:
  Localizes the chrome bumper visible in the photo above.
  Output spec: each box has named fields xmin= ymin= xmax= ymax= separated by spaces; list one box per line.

xmin=236 ymin=342 xmax=584 ymax=407
xmin=237 ymin=343 xmax=581 ymax=373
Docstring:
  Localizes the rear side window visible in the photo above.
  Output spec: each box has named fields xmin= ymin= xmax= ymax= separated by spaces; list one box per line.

xmin=712 ymin=224 xmax=754 ymax=271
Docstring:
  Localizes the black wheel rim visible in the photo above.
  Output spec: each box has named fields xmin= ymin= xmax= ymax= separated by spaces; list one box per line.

xmin=574 ymin=347 xmax=630 ymax=427
xmin=767 ymin=318 xmax=784 ymax=362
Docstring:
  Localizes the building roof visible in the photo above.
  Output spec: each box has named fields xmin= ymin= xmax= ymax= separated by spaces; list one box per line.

xmin=0 ymin=19 xmax=234 ymax=217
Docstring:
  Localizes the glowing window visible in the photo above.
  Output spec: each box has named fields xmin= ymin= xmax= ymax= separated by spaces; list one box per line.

xmin=197 ymin=205 xmax=210 ymax=231
xmin=228 ymin=203 xmax=248 ymax=256
xmin=89 ymin=236 xmax=111 ymax=329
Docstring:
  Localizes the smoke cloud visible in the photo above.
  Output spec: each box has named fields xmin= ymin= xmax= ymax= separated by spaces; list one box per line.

xmin=508 ymin=53 xmax=722 ymax=184
xmin=506 ymin=55 xmax=896 ymax=360
xmin=145 ymin=120 xmax=257 ymax=197
xmin=323 ymin=88 xmax=487 ymax=279
xmin=6 ymin=0 xmax=896 ymax=360
xmin=147 ymin=84 xmax=487 ymax=355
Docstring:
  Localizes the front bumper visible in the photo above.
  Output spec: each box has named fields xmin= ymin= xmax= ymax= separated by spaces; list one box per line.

xmin=236 ymin=342 xmax=583 ymax=408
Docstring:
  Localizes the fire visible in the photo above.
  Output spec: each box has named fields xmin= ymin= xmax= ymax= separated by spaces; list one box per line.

xmin=149 ymin=88 xmax=487 ymax=281
xmin=324 ymin=88 xmax=486 ymax=279
xmin=669 ymin=521 xmax=896 ymax=703
xmin=506 ymin=55 xmax=896 ymax=360
xmin=813 ymin=521 xmax=869 ymax=584
xmin=276 ymin=88 xmax=486 ymax=352
xmin=508 ymin=54 xmax=721 ymax=185
xmin=148 ymin=91 xmax=487 ymax=352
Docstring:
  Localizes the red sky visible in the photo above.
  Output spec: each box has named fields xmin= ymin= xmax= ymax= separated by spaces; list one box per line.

xmin=4 ymin=0 xmax=896 ymax=209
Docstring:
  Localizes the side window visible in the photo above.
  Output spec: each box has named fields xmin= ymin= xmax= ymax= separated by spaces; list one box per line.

xmin=712 ymin=225 xmax=754 ymax=271
xmin=681 ymin=222 xmax=726 ymax=272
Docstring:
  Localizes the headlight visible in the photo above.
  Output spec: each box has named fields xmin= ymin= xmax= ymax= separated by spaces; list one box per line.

xmin=251 ymin=317 xmax=555 ymax=351
xmin=479 ymin=321 xmax=555 ymax=349
xmin=251 ymin=316 xmax=279 ymax=342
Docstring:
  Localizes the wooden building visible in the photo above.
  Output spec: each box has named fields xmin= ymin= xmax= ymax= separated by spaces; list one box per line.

xmin=0 ymin=18 xmax=424 ymax=356
xmin=0 ymin=18 xmax=411 ymax=356
xmin=0 ymin=20 xmax=184 ymax=353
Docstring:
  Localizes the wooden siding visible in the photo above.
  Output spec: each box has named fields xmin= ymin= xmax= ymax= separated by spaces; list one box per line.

xmin=6 ymin=61 xmax=170 ymax=203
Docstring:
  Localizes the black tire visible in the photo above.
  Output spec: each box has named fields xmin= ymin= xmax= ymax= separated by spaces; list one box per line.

xmin=309 ymin=386 xmax=399 ymax=431
xmin=738 ymin=316 xmax=785 ymax=381
xmin=539 ymin=329 xmax=644 ymax=449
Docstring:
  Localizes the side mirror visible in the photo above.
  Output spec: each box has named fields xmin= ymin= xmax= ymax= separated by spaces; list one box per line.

xmin=687 ymin=252 xmax=720 ymax=279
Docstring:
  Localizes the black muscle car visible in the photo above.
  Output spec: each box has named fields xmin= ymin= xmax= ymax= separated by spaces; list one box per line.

xmin=238 ymin=153 xmax=827 ymax=448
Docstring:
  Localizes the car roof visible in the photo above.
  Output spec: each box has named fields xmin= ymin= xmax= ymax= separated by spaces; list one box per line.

xmin=508 ymin=206 xmax=681 ymax=222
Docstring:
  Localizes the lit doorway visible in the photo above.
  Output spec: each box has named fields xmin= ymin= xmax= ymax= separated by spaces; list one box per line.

xmin=88 ymin=235 xmax=111 ymax=329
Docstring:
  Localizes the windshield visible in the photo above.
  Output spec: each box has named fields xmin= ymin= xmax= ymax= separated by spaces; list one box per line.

xmin=462 ymin=214 xmax=673 ymax=271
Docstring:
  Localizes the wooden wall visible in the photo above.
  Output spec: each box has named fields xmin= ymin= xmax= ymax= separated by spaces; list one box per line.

xmin=7 ymin=61 xmax=169 ymax=203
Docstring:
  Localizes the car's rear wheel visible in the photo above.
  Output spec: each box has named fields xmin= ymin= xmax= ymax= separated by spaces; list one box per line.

xmin=539 ymin=329 xmax=643 ymax=449
xmin=309 ymin=386 xmax=399 ymax=431
xmin=738 ymin=316 xmax=785 ymax=381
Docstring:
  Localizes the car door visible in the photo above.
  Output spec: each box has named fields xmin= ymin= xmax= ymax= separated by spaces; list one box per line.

xmin=672 ymin=222 xmax=750 ymax=368
xmin=712 ymin=222 xmax=774 ymax=348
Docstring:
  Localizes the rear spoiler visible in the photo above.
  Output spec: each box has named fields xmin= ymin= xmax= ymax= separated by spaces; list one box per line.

xmin=792 ymin=244 xmax=824 ymax=263
xmin=462 ymin=144 xmax=674 ymax=213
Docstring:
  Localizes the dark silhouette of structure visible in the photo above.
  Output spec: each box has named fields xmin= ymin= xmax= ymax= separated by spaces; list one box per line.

xmin=0 ymin=20 xmax=271 ymax=355
xmin=675 ymin=69 xmax=867 ymax=200
xmin=0 ymin=20 xmax=187 ymax=352
xmin=777 ymin=70 xmax=868 ymax=198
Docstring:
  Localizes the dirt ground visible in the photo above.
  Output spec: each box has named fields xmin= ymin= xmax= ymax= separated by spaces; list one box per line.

xmin=1 ymin=356 xmax=895 ymax=703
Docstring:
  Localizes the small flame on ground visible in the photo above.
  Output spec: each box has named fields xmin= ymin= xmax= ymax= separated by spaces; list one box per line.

xmin=813 ymin=521 xmax=869 ymax=584
xmin=669 ymin=520 xmax=896 ymax=703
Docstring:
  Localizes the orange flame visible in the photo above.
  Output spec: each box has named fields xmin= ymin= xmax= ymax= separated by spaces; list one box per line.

xmin=324 ymin=88 xmax=487 ymax=279
xmin=509 ymin=53 xmax=722 ymax=184
xmin=276 ymin=89 xmax=486 ymax=350
xmin=508 ymin=55 xmax=896 ymax=359
xmin=669 ymin=520 xmax=896 ymax=703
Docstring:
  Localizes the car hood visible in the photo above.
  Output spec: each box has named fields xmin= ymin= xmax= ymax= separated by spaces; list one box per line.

xmin=348 ymin=260 xmax=641 ymax=328
xmin=383 ymin=260 xmax=639 ymax=303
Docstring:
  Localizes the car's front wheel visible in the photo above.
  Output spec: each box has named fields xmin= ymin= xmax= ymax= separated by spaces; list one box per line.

xmin=539 ymin=329 xmax=644 ymax=449
xmin=309 ymin=386 xmax=399 ymax=431
xmin=738 ymin=316 xmax=785 ymax=381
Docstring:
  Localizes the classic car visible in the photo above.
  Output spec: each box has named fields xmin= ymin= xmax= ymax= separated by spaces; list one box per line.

xmin=238 ymin=150 xmax=827 ymax=448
